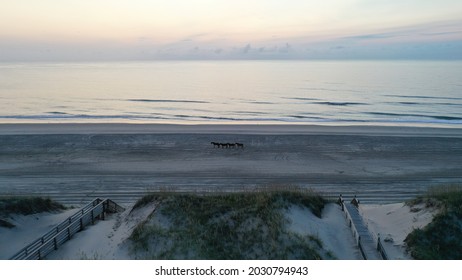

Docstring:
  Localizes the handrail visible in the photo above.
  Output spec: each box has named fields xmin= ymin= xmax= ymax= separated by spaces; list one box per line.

xmin=343 ymin=202 xmax=360 ymax=244
xmin=9 ymin=198 xmax=102 ymax=260
xmin=342 ymin=200 xmax=389 ymax=260
xmin=10 ymin=198 xmax=124 ymax=260
xmin=104 ymin=199 xmax=125 ymax=213
xmin=358 ymin=236 xmax=367 ymax=260
xmin=377 ymin=235 xmax=389 ymax=260
xmin=343 ymin=202 xmax=368 ymax=259
xmin=356 ymin=204 xmax=390 ymax=260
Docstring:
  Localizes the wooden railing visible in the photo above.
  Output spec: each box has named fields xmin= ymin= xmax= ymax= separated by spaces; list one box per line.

xmin=342 ymin=202 xmax=366 ymax=258
xmin=356 ymin=205 xmax=390 ymax=260
xmin=10 ymin=198 xmax=124 ymax=260
xmin=376 ymin=235 xmax=389 ymax=260
xmin=104 ymin=199 xmax=125 ymax=214
xmin=341 ymin=200 xmax=389 ymax=260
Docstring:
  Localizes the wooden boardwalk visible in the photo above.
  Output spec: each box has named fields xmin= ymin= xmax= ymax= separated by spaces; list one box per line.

xmin=9 ymin=198 xmax=125 ymax=260
xmin=343 ymin=202 xmax=383 ymax=260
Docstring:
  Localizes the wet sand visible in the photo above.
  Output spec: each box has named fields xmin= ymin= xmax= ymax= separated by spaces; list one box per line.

xmin=1 ymin=123 xmax=461 ymax=205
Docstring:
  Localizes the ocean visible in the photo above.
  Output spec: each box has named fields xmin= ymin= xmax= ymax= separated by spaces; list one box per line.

xmin=1 ymin=60 xmax=461 ymax=127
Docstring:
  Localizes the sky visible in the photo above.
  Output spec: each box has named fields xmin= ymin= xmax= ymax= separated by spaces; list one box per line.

xmin=1 ymin=0 xmax=462 ymax=61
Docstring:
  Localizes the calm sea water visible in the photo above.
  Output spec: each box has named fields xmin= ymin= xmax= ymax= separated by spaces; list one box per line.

xmin=1 ymin=60 xmax=461 ymax=127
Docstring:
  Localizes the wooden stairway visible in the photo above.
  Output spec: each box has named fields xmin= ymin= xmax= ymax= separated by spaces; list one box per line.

xmin=9 ymin=198 xmax=125 ymax=260
xmin=343 ymin=202 xmax=383 ymax=260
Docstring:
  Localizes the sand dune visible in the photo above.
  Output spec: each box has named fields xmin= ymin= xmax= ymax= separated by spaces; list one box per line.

xmin=0 ymin=200 xmax=437 ymax=260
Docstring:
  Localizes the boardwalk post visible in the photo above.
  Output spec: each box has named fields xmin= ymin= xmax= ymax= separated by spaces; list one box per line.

xmin=337 ymin=194 xmax=344 ymax=211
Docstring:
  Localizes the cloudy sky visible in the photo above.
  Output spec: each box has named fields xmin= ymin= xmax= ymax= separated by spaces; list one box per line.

xmin=1 ymin=0 xmax=462 ymax=61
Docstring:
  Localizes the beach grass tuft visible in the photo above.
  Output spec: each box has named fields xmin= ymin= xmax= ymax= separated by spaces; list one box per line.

xmin=0 ymin=196 xmax=66 ymax=216
xmin=128 ymin=188 xmax=330 ymax=259
xmin=405 ymin=184 xmax=462 ymax=259
xmin=0 ymin=196 xmax=66 ymax=228
xmin=406 ymin=183 xmax=462 ymax=209
xmin=0 ymin=218 xmax=15 ymax=228
xmin=131 ymin=193 xmax=159 ymax=212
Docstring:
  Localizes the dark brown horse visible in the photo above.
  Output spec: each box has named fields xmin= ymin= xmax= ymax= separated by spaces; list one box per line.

xmin=211 ymin=142 xmax=244 ymax=149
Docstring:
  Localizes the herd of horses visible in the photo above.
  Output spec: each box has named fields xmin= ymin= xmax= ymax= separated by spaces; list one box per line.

xmin=210 ymin=142 xmax=244 ymax=149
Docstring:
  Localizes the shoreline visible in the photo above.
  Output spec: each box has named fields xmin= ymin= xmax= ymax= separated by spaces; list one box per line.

xmin=1 ymin=123 xmax=462 ymax=137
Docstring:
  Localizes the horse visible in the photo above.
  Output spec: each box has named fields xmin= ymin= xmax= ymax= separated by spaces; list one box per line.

xmin=211 ymin=142 xmax=244 ymax=149
xmin=235 ymin=143 xmax=244 ymax=148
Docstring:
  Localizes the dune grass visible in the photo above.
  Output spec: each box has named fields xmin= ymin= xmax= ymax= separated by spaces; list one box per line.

xmin=0 ymin=219 xmax=15 ymax=228
xmin=0 ymin=196 xmax=66 ymax=228
xmin=405 ymin=184 xmax=462 ymax=259
xmin=0 ymin=196 xmax=65 ymax=216
xmin=129 ymin=189 xmax=331 ymax=260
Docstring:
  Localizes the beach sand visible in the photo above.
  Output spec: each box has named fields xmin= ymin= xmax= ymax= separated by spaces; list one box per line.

xmin=1 ymin=123 xmax=461 ymax=204
xmin=1 ymin=123 xmax=457 ymax=260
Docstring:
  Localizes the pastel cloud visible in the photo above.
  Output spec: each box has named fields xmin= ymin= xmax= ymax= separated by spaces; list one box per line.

xmin=0 ymin=0 xmax=461 ymax=61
